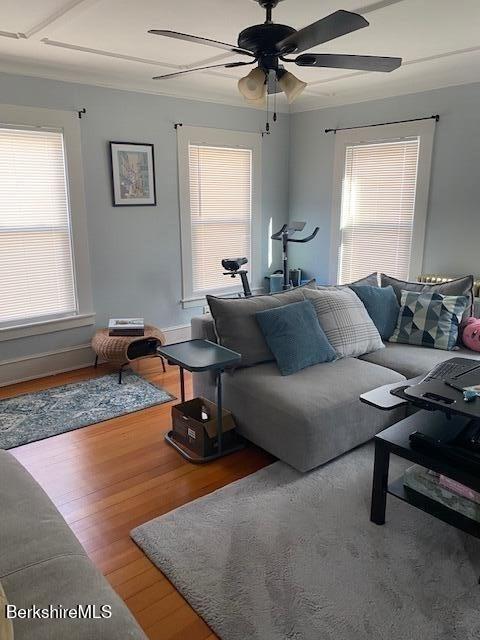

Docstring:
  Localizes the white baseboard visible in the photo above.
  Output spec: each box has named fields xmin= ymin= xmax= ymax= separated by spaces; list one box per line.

xmin=0 ymin=324 xmax=191 ymax=387
xmin=0 ymin=344 xmax=95 ymax=387
xmin=162 ymin=324 xmax=191 ymax=344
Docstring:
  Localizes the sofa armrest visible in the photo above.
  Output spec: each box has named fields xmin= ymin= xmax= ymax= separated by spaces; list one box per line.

xmin=191 ymin=314 xmax=217 ymax=343
xmin=191 ymin=315 xmax=217 ymax=401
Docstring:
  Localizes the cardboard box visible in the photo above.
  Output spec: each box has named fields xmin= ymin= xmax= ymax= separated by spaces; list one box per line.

xmin=172 ymin=397 xmax=237 ymax=457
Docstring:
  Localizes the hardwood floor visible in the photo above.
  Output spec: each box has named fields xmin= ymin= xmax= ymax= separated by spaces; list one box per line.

xmin=1 ymin=359 xmax=273 ymax=639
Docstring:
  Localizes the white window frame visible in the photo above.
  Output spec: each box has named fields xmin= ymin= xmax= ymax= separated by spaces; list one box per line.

xmin=329 ymin=120 xmax=436 ymax=284
xmin=177 ymin=125 xmax=262 ymax=308
xmin=0 ymin=104 xmax=94 ymax=341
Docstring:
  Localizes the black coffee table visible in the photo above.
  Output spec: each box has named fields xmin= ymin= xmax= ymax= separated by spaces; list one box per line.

xmin=368 ymin=408 xmax=480 ymax=539
xmin=157 ymin=339 xmax=243 ymax=462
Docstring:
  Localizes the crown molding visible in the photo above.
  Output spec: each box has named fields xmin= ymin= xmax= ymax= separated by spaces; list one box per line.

xmin=0 ymin=60 xmax=290 ymax=113
xmin=291 ymin=76 xmax=480 ymax=113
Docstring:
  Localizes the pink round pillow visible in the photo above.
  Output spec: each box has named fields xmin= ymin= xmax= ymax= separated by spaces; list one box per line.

xmin=462 ymin=317 xmax=480 ymax=352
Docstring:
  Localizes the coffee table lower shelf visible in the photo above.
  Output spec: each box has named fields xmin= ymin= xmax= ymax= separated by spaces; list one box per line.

xmin=164 ymin=430 xmax=246 ymax=463
xmin=388 ymin=476 xmax=480 ymax=538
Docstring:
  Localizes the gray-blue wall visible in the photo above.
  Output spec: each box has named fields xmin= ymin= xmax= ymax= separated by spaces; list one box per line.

xmin=288 ymin=82 xmax=480 ymax=283
xmin=2 ymin=72 xmax=480 ymax=367
xmin=0 ymin=72 xmax=290 ymax=361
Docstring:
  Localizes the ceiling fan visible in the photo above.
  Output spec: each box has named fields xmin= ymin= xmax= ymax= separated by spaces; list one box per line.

xmin=148 ymin=0 xmax=402 ymax=105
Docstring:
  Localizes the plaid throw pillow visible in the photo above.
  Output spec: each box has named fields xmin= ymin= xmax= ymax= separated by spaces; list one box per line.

xmin=389 ymin=290 xmax=469 ymax=351
xmin=303 ymin=287 xmax=384 ymax=358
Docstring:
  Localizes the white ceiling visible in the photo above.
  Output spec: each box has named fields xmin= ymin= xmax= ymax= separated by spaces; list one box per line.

xmin=0 ymin=0 xmax=479 ymax=112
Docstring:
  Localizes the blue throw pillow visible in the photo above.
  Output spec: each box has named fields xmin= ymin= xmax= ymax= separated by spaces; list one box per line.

xmin=255 ymin=300 xmax=337 ymax=376
xmin=349 ymin=284 xmax=400 ymax=340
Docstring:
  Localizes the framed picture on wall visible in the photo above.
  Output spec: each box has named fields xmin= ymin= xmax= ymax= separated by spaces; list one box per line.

xmin=109 ymin=141 xmax=156 ymax=206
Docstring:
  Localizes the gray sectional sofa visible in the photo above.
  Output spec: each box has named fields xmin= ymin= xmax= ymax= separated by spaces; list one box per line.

xmin=0 ymin=450 xmax=146 ymax=640
xmin=192 ymin=314 xmax=480 ymax=472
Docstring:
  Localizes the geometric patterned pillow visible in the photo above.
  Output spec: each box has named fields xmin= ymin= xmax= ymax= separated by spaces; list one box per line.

xmin=389 ymin=290 xmax=469 ymax=351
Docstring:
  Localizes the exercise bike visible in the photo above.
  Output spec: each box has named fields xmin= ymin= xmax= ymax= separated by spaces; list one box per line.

xmin=222 ymin=257 xmax=252 ymax=297
xmin=271 ymin=222 xmax=319 ymax=290
xmin=221 ymin=221 xmax=319 ymax=296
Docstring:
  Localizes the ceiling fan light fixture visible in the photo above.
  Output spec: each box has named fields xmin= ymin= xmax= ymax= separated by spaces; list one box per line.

xmin=238 ymin=67 xmax=267 ymax=101
xmin=278 ymin=70 xmax=307 ymax=104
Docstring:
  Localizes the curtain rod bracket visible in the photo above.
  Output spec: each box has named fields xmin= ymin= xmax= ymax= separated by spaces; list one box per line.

xmin=174 ymin=123 xmax=183 ymax=129
xmin=325 ymin=114 xmax=440 ymax=134
xmin=77 ymin=108 xmax=86 ymax=119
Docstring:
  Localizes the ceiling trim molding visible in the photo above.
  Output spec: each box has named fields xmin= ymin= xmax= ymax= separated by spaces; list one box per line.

xmin=354 ymin=0 xmax=407 ymax=15
xmin=41 ymin=39 xmax=181 ymax=70
xmin=0 ymin=30 xmax=22 ymax=40
xmin=20 ymin=0 xmax=101 ymax=39
xmin=305 ymin=44 xmax=480 ymax=90
xmin=41 ymin=39 xmax=248 ymax=73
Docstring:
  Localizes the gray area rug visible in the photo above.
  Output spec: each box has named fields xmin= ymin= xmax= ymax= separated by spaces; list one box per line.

xmin=0 ymin=372 xmax=174 ymax=449
xmin=132 ymin=444 xmax=480 ymax=640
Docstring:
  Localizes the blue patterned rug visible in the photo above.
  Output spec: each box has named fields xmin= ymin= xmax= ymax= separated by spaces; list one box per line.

xmin=0 ymin=372 xmax=175 ymax=449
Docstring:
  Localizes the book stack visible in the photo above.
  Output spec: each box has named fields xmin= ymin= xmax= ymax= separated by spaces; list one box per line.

xmin=404 ymin=465 xmax=480 ymax=522
xmin=108 ymin=318 xmax=145 ymax=337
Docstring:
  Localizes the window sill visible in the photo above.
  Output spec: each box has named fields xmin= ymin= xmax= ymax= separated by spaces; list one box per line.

xmin=0 ymin=313 xmax=96 ymax=342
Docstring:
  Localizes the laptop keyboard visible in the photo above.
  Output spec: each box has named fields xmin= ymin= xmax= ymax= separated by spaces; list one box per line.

xmin=422 ymin=359 xmax=480 ymax=383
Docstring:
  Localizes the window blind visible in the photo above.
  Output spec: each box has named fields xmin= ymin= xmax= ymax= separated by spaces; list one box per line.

xmin=0 ymin=127 xmax=77 ymax=325
xmin=338 ymin=137 xmax=420 ymax=284
xmin=188 ymin=144 xmax=252 ymax=294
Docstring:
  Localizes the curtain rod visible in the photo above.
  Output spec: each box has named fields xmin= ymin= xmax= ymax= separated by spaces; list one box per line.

xmin=325 ymin=114 xmax=439 ymax=134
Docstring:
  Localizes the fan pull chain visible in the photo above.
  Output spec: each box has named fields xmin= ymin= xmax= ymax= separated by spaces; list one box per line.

xmin=265 ymin=86 xmax=270 ymax=135
xmin=273 ymin=77 xmax=277 ymax=123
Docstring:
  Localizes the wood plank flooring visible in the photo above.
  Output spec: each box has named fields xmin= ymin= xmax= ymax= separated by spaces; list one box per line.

xmin=1 ymin=359 xmax=273 ymax=639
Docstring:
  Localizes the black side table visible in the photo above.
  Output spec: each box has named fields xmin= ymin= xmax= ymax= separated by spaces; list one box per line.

xmin=157 ymin=339 xmax=242 ymax=462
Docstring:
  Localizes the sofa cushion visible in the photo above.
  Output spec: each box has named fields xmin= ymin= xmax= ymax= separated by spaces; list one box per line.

xmin=380 ymin=273 xmax=474 ymax=320
xmin=0 ymin=581 xmax=13 ymax=640
xmin=389 ymin=290 xmax=468 ymax=351
xmin=2 ymin=555 xmax=145 ymax=640
xmin=359 ymin=342 xmax=480 ymax=379
xmin=256 ymin=300 xmax=337 ymax=376
xmin=303 ymin=286 xmax=384 ymax=358
xmin=0 ymin=450 xmax=146 ymax=640
xmin=0 ymin=449 xmax=86 ymax=577
xmin=223 ymin=358 xmax=405 ymax=471
xmin=349 ymin=284 xmax=399 ymax=340
xmin=207 ymin=287 xmax=310 ymax=367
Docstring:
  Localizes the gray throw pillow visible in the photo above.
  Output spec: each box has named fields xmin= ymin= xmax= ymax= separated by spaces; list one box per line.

xmin=348 ymin=272 xmax=379 ymax=287
xmin=303 ymin=287 xmax=384 ymax=358
xmin=380 ymin=273 xmax=474 ymax=320
xmin=207 ymin=282 xmax=317 ymax=367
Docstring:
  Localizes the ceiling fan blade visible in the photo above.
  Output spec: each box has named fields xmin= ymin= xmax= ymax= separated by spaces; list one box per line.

xmin=295 ymin=53 xmax=402 ymax=72
xmin=277 ymin=10 xmax=368 ymax=54
xmin=148 ymin=30 xmax=255 ymax=57
xmin=152 ymin=61 xmax=255 ymax=80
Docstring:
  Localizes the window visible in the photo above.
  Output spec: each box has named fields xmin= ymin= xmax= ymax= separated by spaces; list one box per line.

xmin=0 ymin=127 xmax=76 ymax=325
xmin=0 ymin=104 xmax=93 ymax=339
xmin=330 ymin=120 xmax=436 ymax=285
xmin=177 ymin=126 xmax=261 ymax=306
